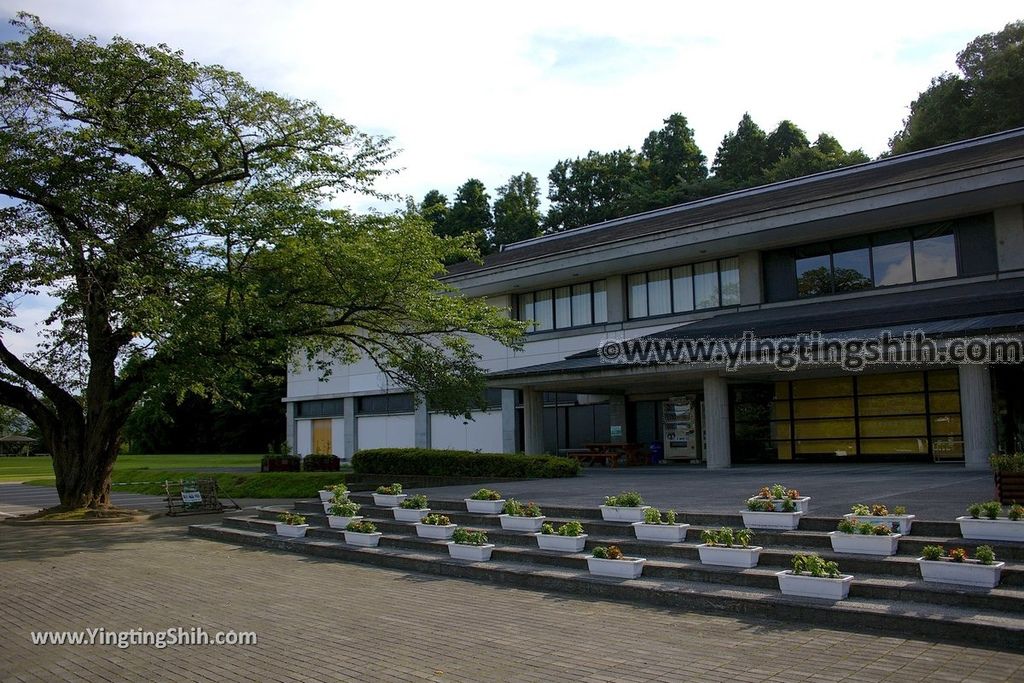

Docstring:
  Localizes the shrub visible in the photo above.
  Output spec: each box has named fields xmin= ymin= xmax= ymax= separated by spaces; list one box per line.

xmin=452 ymin=528 xmax=488 ymax=546
xmin=769 ymin=483 xmax=786 ymax=499
xmin=421 ymin=513 xmax=451 ymax=526
xmin=328 ymin=500 xmax=360 ymax=517
xmin=400 ymin=494 xmax=428 ymax=510
xmin=665 ymin=509 xmax=677 ymax=524
xmin=967 ymin=502 xmax=984 ymax=519
xmin=791 ymin=553 xmax=840 ymax=578
xmin=990 ymin=452 xmax=1024 ymax=473
xmin=921 ymin=545 xmax=944 ymax=561
xmin=376 ymin=483 xmax=403 ymax=495
xmin=736 ymin=528 xmax=753 ymax=548
xmin=352 ymin=448 xmax=580 ymax=479
xmin=781 ymin=498 xmax=796 ymax=513
xmin=592 ymin=545 xmax=625 ymax=560
xmin=981 ymin=501 xmax=1003 ymax=520
xmin=975 ymin=545 xmax=996 ymax=565
xmin=1008 ymin=504 xmax=1024 ymax=521
xmin=556 ymin=520 xmax=585 ymax=537
xmin=747 ymin=499 xmax=775 ymax=512
xmin=604 ymin=491 xmax=645 ymax=507
xmin=642 ymin=508 xmax=677 ymax=525
xmin=856 ymin=521 xmax=875 ymax=535
xmin=850 ymin=504 xmax=869 ymax=515
xmin=346 ymin=520 xmax=377 ymax=534
xmin=540 ymin=522 xmax=555 ymax=535
xmin=837 ymin=518 xmax=857 ymax=534
xmin=503 ymin=499 xmax=542 ymax=517
xmin=278 ymin=511 xmax=306 ymax=526
xmin=302 ymin=454 xmax=340 ymax=472
xmin=470 ymin=488 xmax=502 ymax=501
xmin=324 ymin=483 xmax=348 ymax=495
xmin=592 ymin=546 xmax=608 ymax=559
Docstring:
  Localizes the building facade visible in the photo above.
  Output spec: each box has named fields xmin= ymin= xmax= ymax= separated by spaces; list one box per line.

xmin=285 ymin=129 xmax=1024 ymax=470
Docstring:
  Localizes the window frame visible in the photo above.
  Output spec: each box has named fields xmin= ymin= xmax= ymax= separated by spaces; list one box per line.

xmin=627 ymin=257 xmax=741 ymax=320
xmin=515 ymin=280 xmax=607 ymax=333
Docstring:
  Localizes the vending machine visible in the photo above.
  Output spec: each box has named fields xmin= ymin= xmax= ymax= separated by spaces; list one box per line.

xmin=662 ymin=395 xmax=700 ymax=462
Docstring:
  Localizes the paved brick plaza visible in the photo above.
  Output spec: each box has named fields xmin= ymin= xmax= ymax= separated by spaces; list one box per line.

xmin=1 ymin=515 xmax=1022 ymax=683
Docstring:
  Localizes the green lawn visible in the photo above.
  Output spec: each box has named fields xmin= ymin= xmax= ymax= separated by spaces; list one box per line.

xmin=0 ymin=453 xmax=263 ymax=483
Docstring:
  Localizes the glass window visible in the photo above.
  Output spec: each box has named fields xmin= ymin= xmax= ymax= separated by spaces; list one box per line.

xmin=796 ymin=246 xmax=832 ymax=297
xmin=534 ymin=290 xmax=553 ymax=331
xmin=517 ymin=292 xmax=534 ymax=332
xmin=648 ymin=269 xmax=671 ymax=316
xmin=693 ymin=260 xmax=720 ymax=309
xmin=592 ymin=280 xmax=607 ymax=323
xmin=872 ymin=231 xmax=913 ymax=286
xmin=832 ymin=247 xmax=872 ymax=293
xmin=719 ymin=257 xmax=740 ymax=306
xmin=571 ymin=283 xmax=592 ymax=326
xmin=671 ymin=265 xmax=693 ymax=312
xmin=628 ymin=273 xmax=647 ymax=319
xmin=914 ymin=233 xmax=957 ymax=281
xmin=554 ymin=286 xmax=572 ymax=329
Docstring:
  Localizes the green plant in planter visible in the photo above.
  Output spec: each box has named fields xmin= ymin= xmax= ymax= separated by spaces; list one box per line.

xmin=948 ymin=547 xmax=969 ymax=563
xmin=329 ymin=500 xmax=360 ymax=517
xmin=346 ymin=520 xmax=377 ymax=534
xmin=642 ymin=508 xmax=678 ymax=525
xmin=540 ymin=522 xmax=555 ymax=535
xmin=975 ymin=545 xmax=996 ymax=565
xmin=376 ymin=483 xmax=403 ymax=495
xmin=747 ymin=499 xmax=775 ymax=512
xmin=716 ymin=527 xmax=735 ymax=547
xmin=850 ymin=503 xmax=870 ymax=515
xmin=452 ymin=528 xmax=488 ymax=546
xmin=701 ymin=527 xmax=751 ymax=547
xmin=870 ymin=523 xmax=893 ymax=536
xmin=1009 ymin=504 xmax=1024 ymax=521
xmin=989 ymin=452 xmax=1024 ymax=473
xmin=421 ymin=513 xmax=451 ymax=526
xmin=592 ymin=545 xmax=624 ymax=560
xmin=870 ymin=504 xmax=889 ymax=516
xmin=604 ymin=491 xmax=645 ymax=507
xmin=769 ymin=483 xmax=786 ymax=499
xmin=503 ymin=499 xmax=542 ymax=517
xmin=326 ymin=483 xmax=348 ymax=495
xmin=893 ymin=505 xmax=907 ymax=515
xmin=791 ymin=553 xmax=840 ymax=578
xmin=556 ymin=520 xmax=585 ymax=537
xmin=781 ymin=497 xmax=796 ymax=513
xmin=278 ymin=511 xmax=306 ymax=526
xmin=837 ymin=518 xmax=857 ymax=534
xmin=856 ymin=521 xmax=875 ymax=535
xmin=735 ymin=528 xmax=753 ymax=548
xmin=967 ymin=502 xmax=984 ymax=519
xmin=400 ymin=494 xmax=428 ymax=509
xmin=470 ymin=488 xmax=502 ymax=501
xmin=921 ymin=545 xmax=944 ymax=561
xmin=981 ymin=501 xmax=1003 ymax=520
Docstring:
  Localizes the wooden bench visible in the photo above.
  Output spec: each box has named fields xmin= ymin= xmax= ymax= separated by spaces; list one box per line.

xmin=563 ymin=449 xmax=619 ymax=468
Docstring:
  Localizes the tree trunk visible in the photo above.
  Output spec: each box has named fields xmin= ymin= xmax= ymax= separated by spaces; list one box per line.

xmin=47 ymin=420 xmax=121 ymax=509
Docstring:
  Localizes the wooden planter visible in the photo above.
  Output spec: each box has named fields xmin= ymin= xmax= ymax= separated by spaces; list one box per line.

xmin=995 ymin=472 xmax=1024 ymax=505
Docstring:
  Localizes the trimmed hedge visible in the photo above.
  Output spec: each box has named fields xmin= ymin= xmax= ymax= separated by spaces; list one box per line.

xmin=303 ymin=454 xmax=341 ymax=472
xmin=352 ymin=448 xmax=580 ymax=479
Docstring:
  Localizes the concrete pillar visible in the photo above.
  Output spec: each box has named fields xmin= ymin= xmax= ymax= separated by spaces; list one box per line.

xmin=738 ymin=251 xmax=763 ymax=306
xmin=523 ymin=388 xmax=545 ymax=455
xmin=702 ymin=374 xmax=731 ymax=470
xmin=959 ymin=364 xmax=995 ymax=471
xmin=414 ymin=395 xmax=430 ymax=448
xmin=343 ymin=397 xmax=356 ymax=459
xmin=608 ymin=395 xmax=627 ymax=443
xmin=284 ymin=401 xmax=296 ymax=455
xmin=501 ymin=389 xmax=517 ymax=453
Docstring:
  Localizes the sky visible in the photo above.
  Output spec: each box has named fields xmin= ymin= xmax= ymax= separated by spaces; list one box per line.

xmin=1 ymin=1 xmax=1022 ymax=356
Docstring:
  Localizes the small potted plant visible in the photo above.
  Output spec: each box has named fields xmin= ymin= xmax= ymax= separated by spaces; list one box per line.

xmin=464 ymin=488 xmax=506 ymax=514
xmin=587 ymin=545 xmax=646 ymax=579
xmin=447 ymin=528 xmax=495 ymax=561
xmin=415 ymin=513 xmax=458 ymax=540
xmin=319 ymin=482 xmax=348 ymax=504
xmin=697 ymin=527 xmax=762 ymax=568
xmin=843 ymin=503 xmax=915 ymax=535
xmin=599 ymin=491 xmax=651 ymax=522
xmin=828 ymin=518 xmax=901 ymax=556
xmin=918 ymin=544 xmax=1004 ymax=588
xmin=326 ymin=498 xmax=363 ymax=529
xmin=343 ymin=519 xmax=382 ymax=547
xmin=776 ymin=553 xmax=853 ymax=600
xmin=741 ymin=497 xmax=803 ymax=530
xmin=372 ymin=483 xmax=407 ymax=508
xmin=632 ymin=507 xmax=689 ymax=542
xmin=498 ymin=499 xmax=546 ymax=532
xmin=747 ymin=483 xmax=811 ymax=513
xmin=536 ymin=520 xmax=587 ymax=552
xmin=274 ymin=511 xmax=309 ymax=538
xmin=956 ymin=501 xmax=1024 ymax=542
xmin=393 ymin=494 xmax=430 ymax=522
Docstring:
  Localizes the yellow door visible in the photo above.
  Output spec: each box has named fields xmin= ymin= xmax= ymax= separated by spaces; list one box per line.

xmin=311 ymin=419 xmax=332 ymax=454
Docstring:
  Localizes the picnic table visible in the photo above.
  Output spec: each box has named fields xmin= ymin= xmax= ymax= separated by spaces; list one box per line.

xmin=561 ymin=443 xmax=651 ymax=468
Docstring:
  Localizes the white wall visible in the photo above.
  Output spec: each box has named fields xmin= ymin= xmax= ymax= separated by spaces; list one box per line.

xmin=356 ymin=415 xmax=415 ymax=450
xmin=295 ymin=419 xmax=312 ymax=455
xmin=430 ymin=411 xmax=503 ymax=453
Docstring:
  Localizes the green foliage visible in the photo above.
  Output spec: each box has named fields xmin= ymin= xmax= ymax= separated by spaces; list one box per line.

xmin=444 ymin=178 xmax=494 ymax=255
xmin=701 ymin=527 xmax=753 ymax=548
xmin=400 ymin=494 xmax=428 ymax=510
xmin=893 ymin=506 xmax=908 ymax=516
xmin=604 ymin=491 xmax=645 ymax=507
xmin=837 ymin=518 xmax=857 ymax=534
xmin=921 ymin=545 xmax=944 ymax=561
xmin=781 ymin=497 xmax=796 ymax=513
xmin=326 ymin=483 xmax=349 ymax=495
xmin=1008 ymin=504 xmax=1024 ymax=521
xmin=375 ymin=483 xmax=403 ymax=495
xmin=870 ymin=504 xmax=889 ymax=517
xmin=640 ymin=113 xmax=708 ymax=191
xmin=856 ymin=521 xmax=875 ymax=535
xmin=968 ymin=502 xmax=984 ymax=519
xmin=540 ymin=522 xmax=555 ymax=535
xmin=870 ymin=523 xmax=893 ymax=536
xmin=592 ymin=546 xmax=609 ymax=559
xmin=352 ymin=449 xmax=579 ymax=479
xmin=665 ymin=510 xmax=677 ymax=525
xmin=328 ymin=499 xmax=360 ymax=517
xmin=592 ymin=545 xmax=624 ymax=560
xmin=420 ymin=513 xmax=451 ymax=526
xmin=948 ymin=548 xmax=969 ymax=563
xmin=302 ymin=454 xmax=340 ymax=472
xmin=991 ymin=452 xmax=1024 ymax=473
xmin=747 ymin=499 xmax=775 ymax=512
xmin=981 ymin=501 xmax=1003 ymax=520
xmin=543 ymin=149 xmax=642 ymax=232
xmin=278 ymin=511 xmax=306 ymax=526
xmin=420 ymin=189 xmax=450 ymax=238
xmin=346 ymin=520 xmax=377 ymax=534
xmin=975 ymin=545 xmax=997 ymax=565
xmin=791 ymin=553 xmax=840 ymax=578
xmin=451 ymin=528 xmax=488 ymax=546
xmin=556 ymin=520 xmax=585 ymax=537
xmin=643 ymin=507 xmax=664 ymax=524
xmin=503 ymin=499 xmax=542 ymax=517
xmin=470 ymin=488 xmax=503 ymax=501
xmin=712 ymin=113 xmax=768 ymax=184
xmin=735 ymin=529 xmax=753 ymax=548
xmin=492 ymin=172 xmax=542 ymax=247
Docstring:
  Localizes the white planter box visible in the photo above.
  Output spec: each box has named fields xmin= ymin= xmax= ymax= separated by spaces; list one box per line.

xmin=697 ymin=544 xmax=763 ymax=568
xmin=741 ymin=510 xmax=804 ymax=530
xmin=318 ymin=490 xmax=336 ymax=503
xmin=918 ymin=558 xmax=1004 ymax=588
xmin=498 ymin=514 xmax=547 ymax=532
xmin=343 ymin=530 xmax=382 ymax=547
xmin=587 ymin=556 xmax=646 ymax=579
xmin=956 ymin=516 xmax=1024 ymax=543
xmin=599 ymin=505 xmax=651 ymax=522
xmin=746 ymin=497 xmax=811 ymax=513
xmin=447 ymin=542 xmax=495 ymax=561
xmin=776 ymin=571 xmax=853 ymax=600
xmin=465 ymin=498 xmax=505 ymax=514
xmin=326 ymin=515 xmax=363 ymax=529
xmin=274 ymin=523 xmax=309 ymax=538
xmin=414 ymin=523 xmax=457 ymax=540
xmin=393 ymin=507 xmax=430 ymax=522
xmin=535 ymin=533 xmax=588 ymax=552
xmin=842 ymin=513 xmax=915 ymax=535
xmin=372 ymin=493 xmax=408 ymax=507
xmin=631 ymin=522 xmax=690 ymax=542
xmin=828 ymin=531 xmax=901 ymax=556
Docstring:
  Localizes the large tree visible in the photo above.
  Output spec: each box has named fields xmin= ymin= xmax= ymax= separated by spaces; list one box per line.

xmin=492 ymin=172 xmax=541 ymax=248
xmin=639 ymin=113 xmax=708 ymax=191
xmin=446 ymin=178 xmax=494 ymax=254
xmin=0 ymin=16 xmax=523 ymax=509
xmin=710 ymin=113 xmax=769 ymax=185
xmin=890 ymin=20 xmax=1024 ymax=154
xmin=543 ymin=149 xmax=640 ymax=232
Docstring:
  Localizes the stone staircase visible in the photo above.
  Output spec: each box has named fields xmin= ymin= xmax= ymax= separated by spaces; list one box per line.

xmin=190 ymin=494 xmax=1024 ymax=651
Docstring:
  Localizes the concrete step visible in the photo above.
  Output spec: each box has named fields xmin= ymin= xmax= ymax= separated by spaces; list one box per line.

xmin=191 ymin=520 xmax=1024 ymax=652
